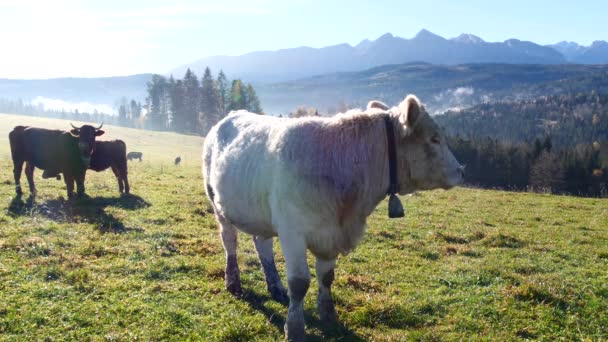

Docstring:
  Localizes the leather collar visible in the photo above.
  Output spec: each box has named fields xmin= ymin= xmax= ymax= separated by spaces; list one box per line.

xmin=383 ymin=115 xmax=399 ymax=195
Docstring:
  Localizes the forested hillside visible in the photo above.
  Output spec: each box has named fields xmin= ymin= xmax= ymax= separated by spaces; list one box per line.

xmin=0 ymin=68 xmax=263 ymax=137
xmin=436 ymin=92 xmax=608 ymax=147
xmin=436 ymin=93 xmax=608 ymax=197
xmin=259 ymin=63 xmax=608 ymax=114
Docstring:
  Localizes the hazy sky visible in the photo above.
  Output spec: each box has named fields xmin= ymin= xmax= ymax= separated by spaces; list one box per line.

xmin=1 ymin=0 xmax=606 ymax=79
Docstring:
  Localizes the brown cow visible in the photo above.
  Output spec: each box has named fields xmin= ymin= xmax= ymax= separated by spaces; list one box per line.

xmin=89 ymin=140 xmax=130 ymax=194
xmin=127 ymin=151 xmax=143 ymax=161
xmin=9 ymin=123 xmax=104 ymax=198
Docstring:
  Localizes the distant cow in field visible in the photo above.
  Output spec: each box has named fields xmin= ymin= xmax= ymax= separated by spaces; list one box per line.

xmin=127 ymin=151 xmax=142 ymax=161
xmin=174 ymin=156 xmax=181 ymax=166
xmin=203 ymin=95 xmax=464 ymax=341
xmin=9 ymin=123 xmax=105 ymax=198
xmin=90 ymin=140 xmax=130 ymax=194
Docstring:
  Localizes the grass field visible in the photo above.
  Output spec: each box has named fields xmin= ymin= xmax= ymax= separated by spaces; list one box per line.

xmin=0 ymin=113 xmax=607 ymax=341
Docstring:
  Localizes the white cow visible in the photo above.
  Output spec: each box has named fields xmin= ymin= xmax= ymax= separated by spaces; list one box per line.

xmin=202 ymin=95 xmax=463 ymax=341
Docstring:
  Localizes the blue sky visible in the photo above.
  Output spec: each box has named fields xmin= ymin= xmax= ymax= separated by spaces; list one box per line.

xmin=0 ymin=0 xmax=606 ymax=78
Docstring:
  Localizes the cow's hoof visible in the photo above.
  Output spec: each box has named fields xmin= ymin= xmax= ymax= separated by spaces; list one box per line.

xmin=284 ymin=322 xmax=306 ymax=342
xmin=319 ymin=309 xmax=338 ymax=324
xmin=318 ymin=297 xmax=338 ymax=323
xmin=55 ymin=175 xmax=61 ymax=180
xmin=270 ymin=286 xmax=289 ymax=304
xmin=226 ymin=282 xmax=243 ymax=296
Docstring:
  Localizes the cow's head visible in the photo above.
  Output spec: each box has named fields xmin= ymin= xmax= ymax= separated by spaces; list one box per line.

xmin=372 ymin=95 xmax=464 ymax=193
xmin=70 ymin=123 xmax=105 ymax=166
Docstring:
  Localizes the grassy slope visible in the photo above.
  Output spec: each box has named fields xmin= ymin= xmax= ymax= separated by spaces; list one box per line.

xmin=0 ymin=114 xmax=607 ymax=341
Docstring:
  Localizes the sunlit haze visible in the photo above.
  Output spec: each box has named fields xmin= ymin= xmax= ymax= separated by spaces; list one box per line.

xmin=1 ymin=0 xmax=606 ymax=79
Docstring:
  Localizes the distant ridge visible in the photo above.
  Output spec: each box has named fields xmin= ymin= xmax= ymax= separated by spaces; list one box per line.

xmin=0 ymin=74 xmax=152 ymax=105
xmin=170 ymin=29 xmax=582 ymax=83
xmin=549 ymin=40 xmax=608 ymax=64
xmin=256 ymin=63 xmax=608 ymax=114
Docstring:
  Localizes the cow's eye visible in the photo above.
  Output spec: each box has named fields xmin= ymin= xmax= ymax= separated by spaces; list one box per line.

xmin=431 ymin=135 xmax=440 ymax=144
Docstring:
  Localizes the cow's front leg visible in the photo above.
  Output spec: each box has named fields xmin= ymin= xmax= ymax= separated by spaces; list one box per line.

xmin=25 ymin=162 xmax=36 ymax=196
xmin=75 ymin=174 xmax=86 ymax=197
xmin=217 ymin=215 xmax=242 ymax=295
xmin=64 ymin=175 xmax=75 ymax=199
xmin=253 ymin=236 xmax=287 ymax=302
xmin=316 ymin=258 xmax=337 ymax=323
xmin=123 ymin=175 xmax=130 ymax=194
xmin=279 ymin=233 xmax=310 ymax=342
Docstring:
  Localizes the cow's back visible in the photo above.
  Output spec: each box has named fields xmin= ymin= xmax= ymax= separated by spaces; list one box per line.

xmin=204 ymin=112 xmax=281 ymax=236
xmin=20 ymin=127 xmax=79 ymax=171
xmin=91 ymin=140 xmax=126 ymax=171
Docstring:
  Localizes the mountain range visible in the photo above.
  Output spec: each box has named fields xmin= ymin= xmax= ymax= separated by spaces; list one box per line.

xmin=549 ymin=40 xmax=608 ymax=64
xmin=1 ymin=29 xmax=608 ymax=115
xmin=257 ymin=63 xmax=608 ymax=114
xmin=170 ymin=29 xmax=608 ymax=83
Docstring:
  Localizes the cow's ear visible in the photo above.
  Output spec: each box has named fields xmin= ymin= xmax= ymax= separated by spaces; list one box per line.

xmin=367 ymin=100 xmax=389 ymax=111
xmin=95 ymin=130 xmax=105 ymax=136
xmin=398 ymin=95 xmax=421 ymax=135
xmin=70 ymin=129 xmax=79 ymax=137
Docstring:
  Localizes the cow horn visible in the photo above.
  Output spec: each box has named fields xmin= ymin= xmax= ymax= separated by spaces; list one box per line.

xmin=96 ymin=123 xmax=104 ymax=130
xmin=70 ymin=123 xmax=79 ymax=130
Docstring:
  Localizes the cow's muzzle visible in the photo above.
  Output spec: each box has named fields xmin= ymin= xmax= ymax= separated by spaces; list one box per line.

xmin=81 ymin=157 xmax=91 ymax=167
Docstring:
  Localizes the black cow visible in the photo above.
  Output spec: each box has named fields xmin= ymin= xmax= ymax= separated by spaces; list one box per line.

xmin=174 ymin=156 xmax=181 ymax=166
xmin=127 ymin=152 xmax=142 ymax=161
xmin=9 ymin=123 xmax=105 ymax=198
xmin=89 ymin=140 xmax=130 ymax=194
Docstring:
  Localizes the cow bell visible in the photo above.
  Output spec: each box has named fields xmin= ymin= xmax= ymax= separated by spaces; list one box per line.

xmin=388 ymin=194 xmax=405 ymax=218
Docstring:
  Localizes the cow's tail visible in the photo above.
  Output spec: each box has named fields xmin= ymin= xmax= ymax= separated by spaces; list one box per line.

xmin=202 ymin=130 xmax=217 ymax=209
xmin=116 ymin=140 xmax=127 ymax=154
xmin=8 ymin=126 xmax=27 ymax=163
xmin=116 ymin=140 xmax=128 ymax=176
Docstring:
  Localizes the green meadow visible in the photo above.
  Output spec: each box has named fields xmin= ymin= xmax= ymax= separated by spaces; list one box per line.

xmin=0 ymin=113 xmax=606 ymax=341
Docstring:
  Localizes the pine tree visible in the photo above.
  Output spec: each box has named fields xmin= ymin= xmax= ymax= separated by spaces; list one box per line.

xmin=118 ymin=103 xmax=128 ymax=127
xmin=169 ymin=78 xmax=186 ymax=132
xmin=228 ymin=80 xmax=247 ymax=111
xmin=245 ymin=83 xmax=263 ymax=113
xmin=145 ymin=74 xmax=170 ymax=130
xmin=530 ymin=151 xmax=565 ymax=193
xmin=216 ymin=70 xmax=229 ymax=115
xmin=542 ymin=136 xmax=553 ymax=152
xmin=116 ymin=97 xmax=129 ymax=127
xmin=182 ymin=69 xmax=201 ymax=134
xmin=129 ymin=99 xmax=141 ymax=127
xmin=200 ymin=67 xmax=221 ymax=135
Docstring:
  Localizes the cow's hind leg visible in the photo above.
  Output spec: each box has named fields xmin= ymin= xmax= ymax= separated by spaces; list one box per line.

xmin=316 ymin=258 xmax=338 ymax=323
xmin=217 ymin=214 xmax=242 ymax=295
xmin=24 ymin=162 xmax=36 ymax=196
xmin=111 ymin=166 xmax=124 ymax=193
xmin=253 ymin=236 xmax=288 ymax=302
xmin=12 ymin=158 xmax=24 ymax=195
xmin=278 ymin=233 xmax=310 ymax=342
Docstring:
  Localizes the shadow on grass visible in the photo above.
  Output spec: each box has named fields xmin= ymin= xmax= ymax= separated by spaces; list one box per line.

xmin=240 ymin=289 xmax=365 ymax=342
xmin=7 ymin=193 xmax=150 ymax=234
